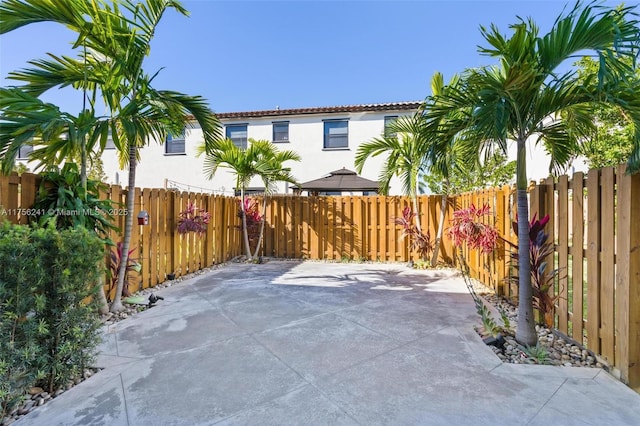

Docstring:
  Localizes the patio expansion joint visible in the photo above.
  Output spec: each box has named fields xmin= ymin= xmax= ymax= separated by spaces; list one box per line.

xmin=119 ymin=373 xmax=132 ymax=426
xmin=228 ymin=333 xmax=365 ymax=425
xmin=524 ymin=377 xmax=568 ymax=425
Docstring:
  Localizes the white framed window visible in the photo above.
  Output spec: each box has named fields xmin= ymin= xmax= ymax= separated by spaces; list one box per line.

xmin=226 ymin=124 xmax=248 ymax=149
xmin=323 ymin=120 xmax=348 ymax=149
xmin=165 ymin=129 xmax=186 ymax=154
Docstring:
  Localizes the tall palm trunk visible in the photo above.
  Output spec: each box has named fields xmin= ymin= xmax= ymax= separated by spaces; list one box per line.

xmin=252 ymin=195 xmax=267 ymax=259
xmin=412 ymin=194 xmax=422 ymax=233
xmin=431 ymin=190 xmax=448 ymax=267
xmin=514 ymin=138 xmax=537 ymax=346
xmin=111 ymin=143 xmax=136 ymax=312
xmin=239 ymin=187 xmax=252 ymax=259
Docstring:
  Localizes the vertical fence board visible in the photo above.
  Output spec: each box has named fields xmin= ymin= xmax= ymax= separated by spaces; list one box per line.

xmin=557 ymin=175 xmax=569 ymax=334
xmin=571 ymin=173 xmax=585 ymax=344
xmin=600 ymin=167 xmax=616 ymax=364
xmin=615 ymin=165 xmax=640 ymax=390
xmin=586 ymin=169 xmax=601 ymax=354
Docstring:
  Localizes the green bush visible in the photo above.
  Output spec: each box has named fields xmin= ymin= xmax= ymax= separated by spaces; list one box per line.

xmin=0 ymin=223 xmax=104 ymax=416
xmin=31 ymin=163 xmax=118 ymax=241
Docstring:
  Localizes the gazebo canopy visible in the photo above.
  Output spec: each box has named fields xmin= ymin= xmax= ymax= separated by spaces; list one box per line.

xmin=293 ymin=168 xmax=379 ymax=193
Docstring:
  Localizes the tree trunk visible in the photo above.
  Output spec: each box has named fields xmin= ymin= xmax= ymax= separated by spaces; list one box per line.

xmin=252 ymin=195 xmax=267 ymax=259
xmin=514 ymin=138 xmax=537 ymax=346
xmin=96 ymin=274 xmax=109 ymax=315
xmin=412 ymin=195 xmax=422 ymax=233
xmin=80 ymin=134 xmax=87 ymax=194
xmin=110 ymin=144 xmax=136 ymax=312
xmin=240 ymin=187 xmax=252 ymax=260
xmin=431 ymin=193 xmax=447 ymax=267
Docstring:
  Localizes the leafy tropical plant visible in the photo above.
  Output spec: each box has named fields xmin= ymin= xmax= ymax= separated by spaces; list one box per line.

xmin=202 ymin=138 xmax=299 ymax=261
xmin=575 ymin=56 xmax=639 ymax=169
xmin=506 ymin=214 xmax=562 ymax=328
xmin=355 ymin=114 xmax=430 ymax=260
xmin=356 ymin=72 xmax=467 ymax=265
xmin=394 ymin=205 xmax=432 ymax=261
xmin=237 ymin=197 xmax=263 ymax=255
xmin=177 ymin=202 xmax=210 ymax=234
xmin=422 ymin=151 xmax=515 ymax=194
xmin=107 ymin=242 xmax=141 ymax=300
xmin=424 ymin=2 xmax=640 ymax=345
xmin=0 ymin=0 xmax=222 ymax=313
xmin=30 ymin=163 xmax=117 ymax=240
xmin=524 ymin=344 xmax=551 ymax=364
xmin=447 ymin=203 xmax=499 ymax=254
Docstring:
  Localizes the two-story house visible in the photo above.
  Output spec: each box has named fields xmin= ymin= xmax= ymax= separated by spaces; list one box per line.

xmin=99 ymin=101 xmax=422 ymax=195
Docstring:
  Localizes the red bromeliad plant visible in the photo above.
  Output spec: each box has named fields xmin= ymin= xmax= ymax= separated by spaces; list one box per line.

xmin=506 ymin=213 xmax=561 ymax=328
xmin=177 ymin=202 xmax=211 ymax=234
xmin=108 ymin=243 xmax=141 ymax=299
xmin=238 ymin=197 xmax=263 ymax=253
xmin=395 ymin=206 xmax=432 ymax=260
xmin=448 ymin=203 xmax=499 ymax=254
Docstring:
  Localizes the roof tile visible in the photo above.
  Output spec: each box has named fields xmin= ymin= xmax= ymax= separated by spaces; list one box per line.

xmin=215 ymin=101 xmax=422 ymax=119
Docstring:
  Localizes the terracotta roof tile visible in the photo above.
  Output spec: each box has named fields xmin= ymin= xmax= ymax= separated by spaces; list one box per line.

xmin=215 ymin=101 xmax=422 ymax=119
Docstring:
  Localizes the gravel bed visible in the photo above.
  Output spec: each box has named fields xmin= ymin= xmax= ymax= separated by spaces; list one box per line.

xmin=469 ymin=279 xmax=604 ymax=369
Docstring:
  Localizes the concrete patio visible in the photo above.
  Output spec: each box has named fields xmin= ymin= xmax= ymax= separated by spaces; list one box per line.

xmin=18 ymin=261 xmax=640 ymax=425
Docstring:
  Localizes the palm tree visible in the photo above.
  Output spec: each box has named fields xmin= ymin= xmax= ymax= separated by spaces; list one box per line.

xmin=0 ymin=0 xmax=222 ymax=312
xmin=355 ymin=73 xmax=463 ymax=264
xmin=200 ymin=138 xmax=300 ymax=261
xmin=424 ymin=3 xmax=640 ymax=346
xmin=250 ymin=140 xmax=300 ymax=259
xmin=355 ymin=115 xmax=429 ymax=236
xmin=420 ymin=72 xmax=469 ymax=267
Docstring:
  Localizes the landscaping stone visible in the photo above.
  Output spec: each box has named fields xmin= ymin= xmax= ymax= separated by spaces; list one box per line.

xmin=470 ymin=279 xmax=604 ymax=369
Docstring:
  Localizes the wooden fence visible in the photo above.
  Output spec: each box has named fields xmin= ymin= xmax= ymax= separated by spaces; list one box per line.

xmin=0 ymin=173 xmax=242 ymax=298
xmin=1 ymin=167 xmax=638 ymax=390
xmin=452 ymin=165 xmax=640 ymax=391
xmin=260 ymin=195 xmax=452 ymax=263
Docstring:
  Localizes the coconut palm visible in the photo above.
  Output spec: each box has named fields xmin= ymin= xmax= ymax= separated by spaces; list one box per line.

xmin=0 ymin=0 xmax=222 ymax=312
xmin=424 ymin=2 xmax=640 ymax=345
xmin=200 ymin=138 xmax=300 ymax=261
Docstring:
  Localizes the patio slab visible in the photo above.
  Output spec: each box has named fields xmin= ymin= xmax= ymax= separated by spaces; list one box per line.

xmin=16 ymin=260 xmax=640 ymax=425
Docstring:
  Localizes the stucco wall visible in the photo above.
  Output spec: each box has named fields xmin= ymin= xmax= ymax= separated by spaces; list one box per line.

xmin=100 ymin=109 xmax=415 ymax=195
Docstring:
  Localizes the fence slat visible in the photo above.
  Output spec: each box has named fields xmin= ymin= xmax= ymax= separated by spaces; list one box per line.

xmin=586 ymin=169 xmax=601 ymax=355
xmin=615 ymin=165 xmax=640 ymax=390
xmin=600 ymin=167 xmax=616 ymax=364
xmin=571 ymin=172 xmax=585 ymax=344
xmin=557 ymin=175 xmax=569 ymax=334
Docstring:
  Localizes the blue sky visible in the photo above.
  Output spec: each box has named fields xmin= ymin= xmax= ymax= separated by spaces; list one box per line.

xmin=0 ymin=0 xmax=625 ymax=114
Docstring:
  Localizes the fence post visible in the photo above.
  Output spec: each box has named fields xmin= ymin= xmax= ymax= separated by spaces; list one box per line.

xmin=615 ymin=165 xmax=640 ymax=391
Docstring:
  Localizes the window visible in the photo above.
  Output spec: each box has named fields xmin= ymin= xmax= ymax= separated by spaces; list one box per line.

xmin=323 ymin=120 xmax=348 ymax=149
xmin=165 ymin=129 xmax=186 ymax=154
xmin=319 ymin=191 xmax=342 ymax=196
xmin=384 ymin=116 xmax=398 ymax=137
xmin=272 ymin=122 xmax=289 ymax=143
xmin=17 ymin=144 xmax=33 ymax=159
xmin=226 ymin=124 xmax=248 ymax=149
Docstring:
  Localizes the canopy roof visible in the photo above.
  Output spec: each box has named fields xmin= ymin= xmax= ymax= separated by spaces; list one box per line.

xmin=294 ymin=168 xmax=379 ymax=192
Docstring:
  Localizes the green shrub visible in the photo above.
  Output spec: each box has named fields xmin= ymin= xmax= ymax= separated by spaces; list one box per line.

xmin=30 ymin=163 xmax=118 ymax=241
xmin=0 ymin=223 xmax=104 ymax=416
